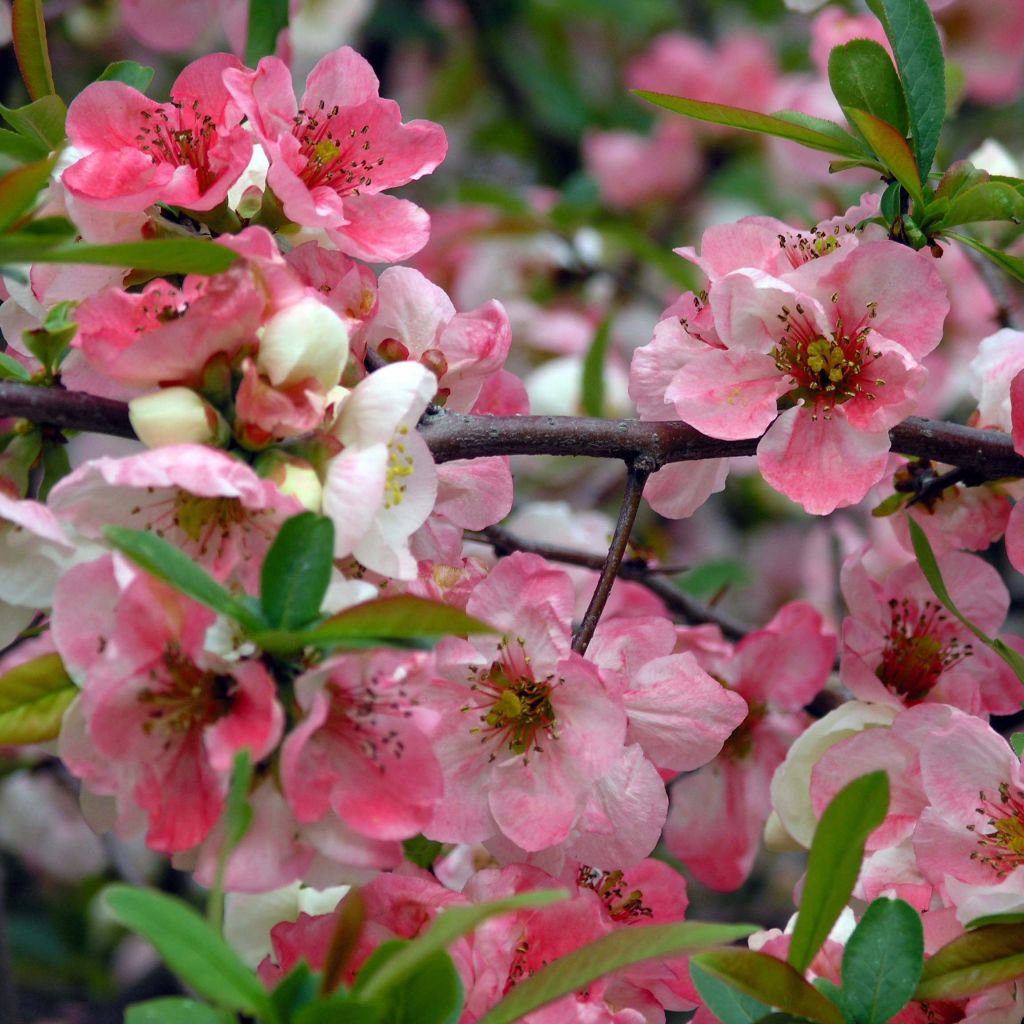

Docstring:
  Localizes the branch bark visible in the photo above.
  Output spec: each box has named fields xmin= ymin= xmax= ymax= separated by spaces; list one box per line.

xmin=3 ymin=382 xmax=1024 ymax=481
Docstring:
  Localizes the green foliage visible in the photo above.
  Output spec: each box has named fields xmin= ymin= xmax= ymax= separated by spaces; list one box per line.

xmin=0 ymin=652 xmax=76 ymax=745
xmin=0 ymin=155 xmax=54 ymax=232
xmin=354 ymin=941 xmax=463 ymax=1024
xmin=836 ymin=898 xmax=923 ymax=1023
xmin=914 ymin=923 xmax=1024 ymax=999
xmin=125 ymin=998 xmax=232 ymax=1023
xmin=11 ymin=0 xmax=57 ymax=100
xmin=104 ymin=526 xmax=267 ymax=633
xmin=691 ymin=960 xmax=772 ymax=1024
xmin=402 ymin=834 xmax=445 ymax=869
xmin=0 ymin=237 xmax=241 ymax=275
xmin=97 ymin=61 xmax=155 ymax=92
xmin=357 ymin=890 xmax=568 ymax=1002
xmin=38 ymin=441 xmax=72 ymax=502
xmin=581 ymin=313 xmax=613 ymax=417
xmin=207 ymin=751 xmax=255 ymax=932
xmin=0 ymin=95 xmax=67 ymax=157
xmin=789 ymin=772 xmax=889 ymax=974
xmin=633 ymin=92 xmax=865 ymax=158
xmin=260 ymin=512 xmax=336 ymax=630
xmin=689 ymin=949 xmax=844 ymax=1024
xmin=946 ymin=232 xmax=1024 ymax=286
xmin=103 ymin=885 xmax=281 ymax=1023
xmin=246 ymin=0 xmax=291 ymax=66
xmin=479 ymin=922 xmax=759 ymax=1024
xmin=866 ymin=0 xmax=946 ymax=181
xmin=828 ymin=40 xmax=908 ymax=136
xmin=844 ymin=109 xmax=922 ymax=207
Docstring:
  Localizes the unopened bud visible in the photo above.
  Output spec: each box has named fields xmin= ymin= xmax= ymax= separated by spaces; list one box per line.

xmin=253 ymin=451 xmax=324 ymax=512
xmin=376 ymin=337 xmax=409 ymax=363
xmin=420 ymin=347 xmax=448 ymax=380
xmin=258 ymin=296 xmax=350 ymax=391
xmin=129 ymin=387 xmax=229 ymax=449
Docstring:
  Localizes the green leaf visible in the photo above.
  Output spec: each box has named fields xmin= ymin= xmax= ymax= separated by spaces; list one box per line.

xmin=632 ymin=92 xmax=866 ymax=158
xmin=271 ymin=961 xmax=320 ymax=1019
xmin=1012 ymin=733 xmax=1024 ymax=759
xmin=125 ymin=997 xmax=231 ymax=1024
xmin=769 ymin=111 xmax=867 ymax=155
xmin=679 ymin=559 xmax=753 ymax=599
xmin=0 ymin=127 xmax=46 ymax=163
xmin=357 ymin=890 xmax=569 ymax=1003
xmin=870 ymin=491 xmax=909 ymax=518
xmin=0 ymin=237 xmax=239 ymax=275
xmin=479 ymin=922 xmax=759 ymax=1024
xmin=355 ymin=942 xmax=463 ymax=1024
xmin=294 ymin=994 xmax=385 ymax=1024
xmin=879 ymin=180 xmax=902 ymax=224
xmin=403 ymin=834 xmax=445 ymax=870
xmin=104 ymin=885 xmax=280 ymax=1023
xmin=260 ymin=512 xmax=334 ymax=630
xmin=207 ymin=750 xmax=254 ymax=933
xmin=0 ymin=95 xmax=67 ymax=154
xmin=0 ymin=155 xmax=55 ymax=233
xmin=966 ymin=912 xmax=1024 ymax=929
xmin=38 ymin=441 xmax=71 ymax=501
xmin=581 ymin=313 xmax=613 ymax=418
xmin=828 ymin=40 xmax=908 ymax=136
xmin=843 ymin=108 xmax=923 ymax=206
xmin=0 ymin=351 xmax=31 ymax=381
xmin=245 ymin=0 xmax=291 ymax=66
xmin=866 ymin=0 xmax=945 ymax=181
xmin=298 ymin=595 xmax=497 ymax=648
xmin=906 ymin=517 xmax=1024 ymax=683
xmin=943 ymin=181 xmax=1024 ymax=228
xmin=839 ymin=898 xmax=923 ymax=1024
xmin=0 ymin=652 xmax=76 ymax=745
xmin=11 ymin=0 xmax=56 ymax=100
xmin=915 ymin=924 xmax=1024 ymax=1000
xmin=691 ymin=960 xmax=772 ymax=1024
xmin=946 ymin=232 xmax=1024 ymax=285
xmin=104 ymin=526 xmax=266 ymax=633
xmin=689 ymin=950 xmax=845 ymax=1024
xmin=789 ymin=772 xmax=889 ymax=975
xmin=97 ymin=60 xmax=155 ymax=92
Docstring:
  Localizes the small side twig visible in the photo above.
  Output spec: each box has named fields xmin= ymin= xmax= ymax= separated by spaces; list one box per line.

xmin=571 ymin=461 xmax=651 ymax=655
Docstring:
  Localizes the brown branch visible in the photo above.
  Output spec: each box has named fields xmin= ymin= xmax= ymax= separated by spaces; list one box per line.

xmin=475 ymin=524 xmax=752 ymax=641
xmin=4 ymin=383 xmax=1024 ymax=483
xmin=572 ymin=462 xmax=651 ymax=655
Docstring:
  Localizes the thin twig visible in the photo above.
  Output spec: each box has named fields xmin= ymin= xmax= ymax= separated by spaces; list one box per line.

xmin=571 ymin=462 xmax=651 ymax=655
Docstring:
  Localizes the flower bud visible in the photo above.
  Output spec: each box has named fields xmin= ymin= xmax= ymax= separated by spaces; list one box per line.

xmin=258 ymin=296 xmax=349 ymax=391
xmin=253 ymin=451 xmax=324 ymax=511
xmin=129 ymin=387 xmax=229 ymax=449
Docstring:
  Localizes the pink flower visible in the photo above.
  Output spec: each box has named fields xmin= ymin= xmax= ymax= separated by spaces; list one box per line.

xmin=224 ymin=47 xmax=447 ymax=262
xmin=63 ymin=53 xmax=252 ymax=212
xmin=48 ymin=444 xmax=301 ymax=591
xmin=56 ymin=558 xmax=282 ymax=853
xmin=840 ymin=546 xmax=1021 ymax=715
xmin=424 ymin=553 xmax=627 ymax=852
xmin=663 ymin=603 xmax=836 ymax=890
xmin=633 ymin=227 xmax=948 ymax=513
xmin=281 ymin=650 xmax=442 ymax=844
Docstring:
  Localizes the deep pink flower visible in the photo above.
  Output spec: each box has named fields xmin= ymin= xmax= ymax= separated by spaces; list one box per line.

xmin=63 ymin=53 xmax=252 ymax=212
xmin=56 ymin=558 xmax=282 ymax=853
xmin=224 ymin=47 xmax=447 ymax=262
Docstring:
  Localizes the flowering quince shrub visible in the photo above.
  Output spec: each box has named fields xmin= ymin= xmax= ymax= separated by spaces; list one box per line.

xmin=5 ymin=0 xmax=1024 ymax=1021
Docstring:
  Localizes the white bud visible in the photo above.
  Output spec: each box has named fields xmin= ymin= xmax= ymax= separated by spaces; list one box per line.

xmin=258 ymin=297 xmax=350 ymax=391
xmin=129 ymin=387 xmax=228 ymax=449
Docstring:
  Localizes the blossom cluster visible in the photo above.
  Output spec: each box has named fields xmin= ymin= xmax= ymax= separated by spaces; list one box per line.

xmin=3 ymin=4 xmax=1024 ymax=1020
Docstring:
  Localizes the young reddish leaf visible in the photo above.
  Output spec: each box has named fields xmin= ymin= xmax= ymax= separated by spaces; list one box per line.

xmin=789 ymin=772 xmax=889 ymax=975
xmin=0 ymin=652 xmax=76 ymax=745
xmin=915 ymin=924 xmax=1024 ymax=1000
xmin=632 ymin=92 xmax=866 ymax=158
xmin=843 ymin=108 xmax=923 ymax=206
xmin=690 ymin=949 xmax=845 ymax=1024
xmin=11 ymin=0 xmax=56 ymax=100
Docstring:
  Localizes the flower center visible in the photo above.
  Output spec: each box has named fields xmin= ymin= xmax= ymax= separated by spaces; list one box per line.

xmin=383 ymin=427 xmax=415 ymax=510
xmin=465 ymin=636 xmax=558 ymax=760
xmin=721 ymin=698 xmax=766 ymax=762
xmin=968 ymin=782 xmax=1024 ymax=879
xmin=577 ymin=866 xmax=653 ymax=924
xmin=137 ymin=100 xmax=219 ymax=193
xmin=772 ymin=298 xmax=883 ymax=417
xmin=173 ymin=493 xmax=247 ymax=543
xmin=292 ymin=102 xmax=385 ymax=194
xmin=876 ymin=598 xmax=971 ymax=702
xmin=138 ymin=642 xmax=234 ymax=740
